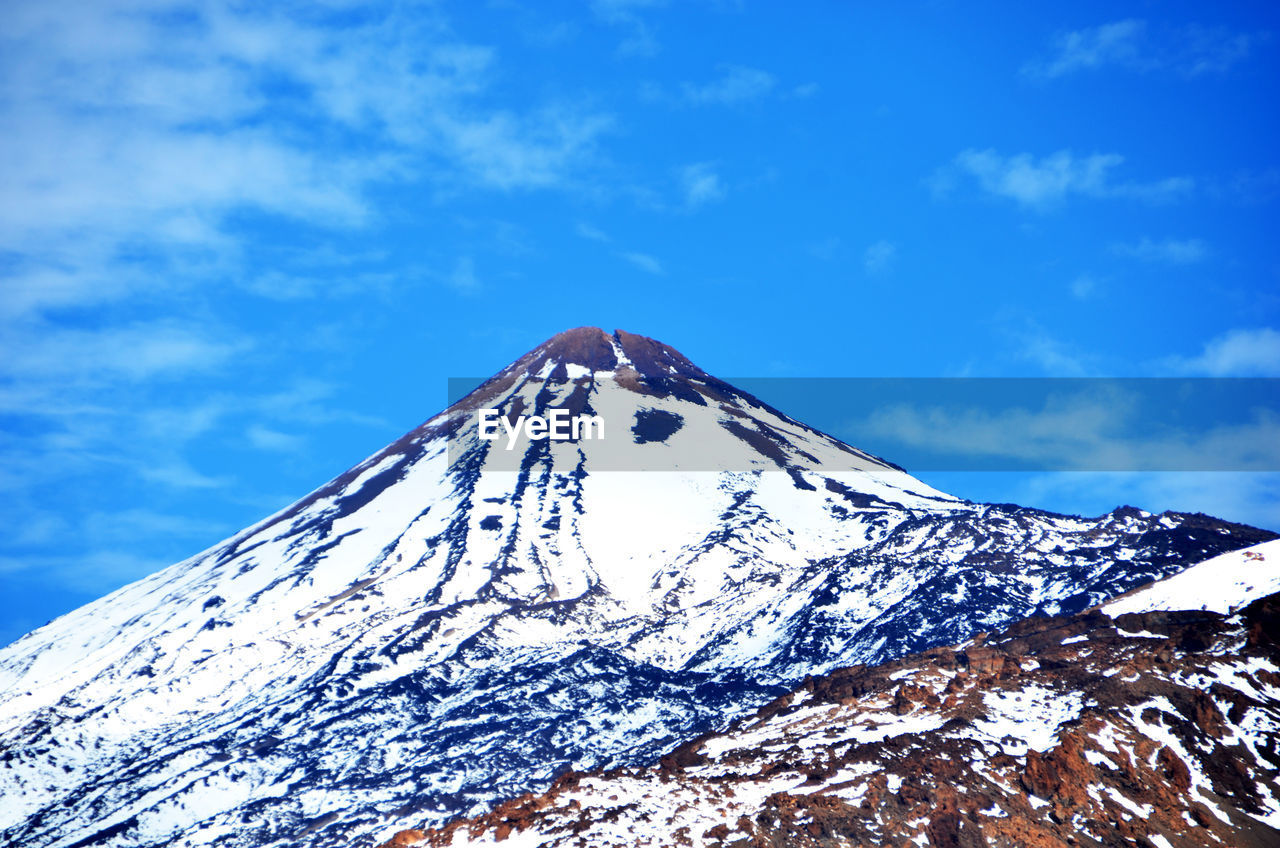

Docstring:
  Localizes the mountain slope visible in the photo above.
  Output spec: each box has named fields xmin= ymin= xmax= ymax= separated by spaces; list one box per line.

xmin=408 ymin=540 xmax=1280 ymax=848
xmin=0 ymin=327 xmax=1272 ymax=848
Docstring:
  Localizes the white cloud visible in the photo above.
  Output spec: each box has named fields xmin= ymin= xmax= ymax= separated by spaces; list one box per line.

xmin=1112 ymin=237 xmax=1208 ymax=264
xmin=137 ymin=402 xmax=228 ymax=443
xmin=1012 ymin=324 xmax=1091 ymax=376
xmin=574 ymin=223 xmax=664 ymax=275
xmin=0 ymin=1 xmax=613 ymax=319
xmin=591 ymin=0 xmax=668 ymax=21
xmin=575 ymin=222 xmax=611 ymax=243
xmin=447 ymin=257 xmax=481 ymax=292
xmin=0 ymin=261 xmax=148 ymax=321
xmin=681 ymin=65 xmax=777 ymax=105
xmin=254 ymin=380 xmax=387 ymax=429
xmin=863 ymin=390 xmax=1136 ymax=470
xmin=680 ymin=162 xmax=725 ymax=208
xmin=0 ymin=550 xmax=171 ymax=594
xmin=1069 ymin=274 xmax=1099 ymax=299
xmin=1169 ymin=328 xmax=1280 ymax=377
xmin=863 ymin=240 xmax=896 ymax=274
xmin=947 ymin=149 xmax=1192 ymax=208
xmin=1025 ymin=19 xmax=1264 ymax=79
xmin=139 ymin=462 xmax=232 ymax=490
xmin=438 ymin=107 xmax=614 ymax=191
xmin=0 ymin=369 xmax=383 ymax=512
xmin=590 ymin=0 xmax=666 ymax=56
xmin=1178 ymin=25 xmax=1267 ymax=75
xmin=242 ymin=269 xmax=398 ymax=301
xmin=621 ymin=251 xmax=664 ymax=275
xmin=0 ymin=322 xmax=246 ymax=384
xmin=81 ymin=508 xmax=229 ymax=546
xmin=861 ymin=391 xmax=1280 ymax=473
xmin=1026 ymin=19 xmax=1147 ymax=78
xmin=247 ymin=425 xmax=304 ymax=453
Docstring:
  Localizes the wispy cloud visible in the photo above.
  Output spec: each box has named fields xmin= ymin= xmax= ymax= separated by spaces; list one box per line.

xmin=573 ymin=223 xmax=664 ymax=274
xmin=0 ymin=550 xmax=175 ymax=596
xmin=681 ymin=65 xmax=777 ymax=105
xmin=642 ymin=64 xmax=787 ymax=107
xmin=1216 ymin=168 xmax=1280 ymax=204
xmin=1069 ymin=274 xmax=1101 ymax=299
xmin=575 ymin=222 xmax=612 ymax=243
xmin=438 ymin=107 xmax=614 ymax=192
xmin=1167 ymin=328 xmax=1280 ymax=377
xmin=942 ymin=149 xmax=1192 ymax=209
xmin=0 ymin=1 xmax=613 ymax=320
xmin=590 ymin=0 xmax=666 ymax=56
xmin=242 ymin=269 xmax=400 ymax=301
xmin=680 ymin=162 xmax=725 ymax=208
xmin=0 ymin=321 xmax=246 ymax=385
xmin=1112 ymin=237 xmax=1208 ymax=264
xmin=860 ymin=389 xmax=1280 ymax=472
xmin=1010 ymin=322 xmax=1092 ymax=376
xmin=247 ymin=425 xmax=305 ymax=453
xmin=446 ymin=257 xmax=481 ymax=292
xmin=139 ymin=462 xmax=232 ymax=490
xmin=254 ymin=380 xmax=388 ymax=430
xmin=0 ymin=370 xmax=383 ymax=497
xmin=0 ymin=4 xmax=605 ymax=576
xmin=621 ymin=251 xmax=665 ymax=275
xmin=1025 ymin=19 xmax=1266 ymax=79
xmin=862 ymin=389 xmax=1137 ymax=469
xmin=1025 ymin=19 xmax=1146 ymax=78
xmin=863 ymin=240 xmax=897 ymax=275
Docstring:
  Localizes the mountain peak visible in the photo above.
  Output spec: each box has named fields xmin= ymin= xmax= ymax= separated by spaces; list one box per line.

xmin=463 ymin=326 xmax=723 ymax=415
xmin=611 ymin=328 xmax=710 ymax=383
xmin=510 ymin=326 xmax=710 ymax=384
xmin=528 ymin=326 xmax=619 ymax=372
xmin=1 ymin=323 xmax=1274 ymax=848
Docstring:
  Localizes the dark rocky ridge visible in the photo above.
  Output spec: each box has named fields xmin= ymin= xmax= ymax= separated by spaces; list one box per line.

xmin=398 ymin=588 xmax=1280 ymax=848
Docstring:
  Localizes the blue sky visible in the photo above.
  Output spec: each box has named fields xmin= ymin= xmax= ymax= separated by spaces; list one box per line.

xmin=2 ymin=0 xmax=1279 ymax=647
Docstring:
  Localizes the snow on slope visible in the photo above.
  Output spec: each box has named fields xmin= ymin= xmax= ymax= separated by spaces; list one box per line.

xmin=1104 ymin=538 xmax=1280 ymax=616
xmin=407 ymin=584 xmax=1280 ymax=848
xmin=0 ymin=327 xmax=1273 ymax=848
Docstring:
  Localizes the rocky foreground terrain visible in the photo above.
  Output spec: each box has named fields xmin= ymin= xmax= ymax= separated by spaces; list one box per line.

xmin=387 ymin=541 xmax=1280 ymax=848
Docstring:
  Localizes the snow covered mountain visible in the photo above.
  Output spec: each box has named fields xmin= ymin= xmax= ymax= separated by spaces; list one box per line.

xmin=406 ymin=539 xmax=1280 ymax=848
xmin=0 ymin=327 xmax=1273 ymax=848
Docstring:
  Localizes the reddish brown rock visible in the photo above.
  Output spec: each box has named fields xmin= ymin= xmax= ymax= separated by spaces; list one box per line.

xmin=382 ymin=591 xmax=1280 ymax=848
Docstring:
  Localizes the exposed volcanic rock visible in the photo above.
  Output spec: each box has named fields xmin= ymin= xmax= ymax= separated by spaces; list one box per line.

xmin=474 ymin=327 xmax=714 ymax=404
xmin=0 ymin=329 xmax=1274 ymax=848
xmin=401 ymin=543 xmax=1280 ymax=848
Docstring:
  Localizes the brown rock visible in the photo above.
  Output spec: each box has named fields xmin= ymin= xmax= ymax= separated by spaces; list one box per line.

xmin=963 ymin=647 xmax=1004 ymax=676
xmin=1189 ymin=689 xmax=1226 ymax=738
xmin=1157 ymin=746 xmax=1192 ymax=794
xmin=1021 ymin=732 xmax=1094 ymax=809
xmin=703 ymin=822 xmax=730 ymax=842
xmin=893 ymin=683 xmax=931 ymax=715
